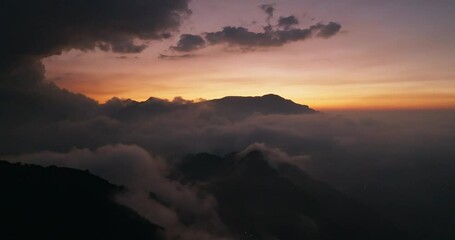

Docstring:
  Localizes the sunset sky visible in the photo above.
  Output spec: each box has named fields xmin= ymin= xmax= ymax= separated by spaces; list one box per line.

xmin=42 ymin=0 xmax=455 ymax=110
xmin=2 ymin=1 xmax=455 ymax=239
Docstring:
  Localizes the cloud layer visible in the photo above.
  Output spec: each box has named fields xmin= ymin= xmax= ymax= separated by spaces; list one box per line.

xmin=8 ymin=144 xmax=231 ymax=240
xmin=171 ymin=23 xmax=341 ymax=52
xmin=1 ymin=0 xmax=190 ymax=87
xmin=170 ymin=5 xmax=341 ymax=53
xmin=2 ymin=94 xmax=454 ymax=239
xmin=0 ymin=0 xmax=191 ymax=134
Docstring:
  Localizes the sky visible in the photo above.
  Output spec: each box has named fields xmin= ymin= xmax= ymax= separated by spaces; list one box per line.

xmin=41 ymin=0 xmax=455 ymax=110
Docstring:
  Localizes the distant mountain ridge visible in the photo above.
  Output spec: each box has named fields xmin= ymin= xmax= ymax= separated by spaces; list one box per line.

xmin=200 ymin=94 xmax=316 ymax=120
xmin=103 ymin=94 xmax=316 ymax=121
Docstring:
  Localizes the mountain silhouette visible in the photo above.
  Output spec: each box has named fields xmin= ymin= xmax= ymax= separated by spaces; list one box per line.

xmin=104 ymin=97 xmax=188 ymax=121
xmin=197 ymin=94 xmax=316 ymax=120
xmin=0 ymin=160 xmax=163 ymax=240
xmin=105 ymin=94 xmax=316 ymax=121
xmin=171 ymin=150 xmax=408 ymax=240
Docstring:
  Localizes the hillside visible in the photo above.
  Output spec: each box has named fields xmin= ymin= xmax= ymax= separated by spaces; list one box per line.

xmin=0 ymin=160 xmax=163 ymax=240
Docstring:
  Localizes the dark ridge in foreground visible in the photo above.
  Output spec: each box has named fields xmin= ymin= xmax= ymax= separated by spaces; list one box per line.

xmin=0 ymin=160 xmax=163 ymax=240
xmin=171 ymin=150 xmax=408 ymax=240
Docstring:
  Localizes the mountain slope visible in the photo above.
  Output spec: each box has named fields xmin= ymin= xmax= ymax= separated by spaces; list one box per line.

xmin=0 ymin=160 xmax=163 ymax=240
xmin=171 ymin=151 xmax=408 ymax=240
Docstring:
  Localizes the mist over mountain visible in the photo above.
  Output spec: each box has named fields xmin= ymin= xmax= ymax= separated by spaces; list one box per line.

xmin=1 ymin=74 xmax=454 ymax=240
xmin=1 ymin=90 xmax=454 ymax=239
xmin=3 ymin=145 xmax=410 ymax=240
xmin=0 ymin=93 xmax=318 ymax=156
xmin=171 ymin=150 xmax=407 ymax=240
xmin=3 ymin=107 xmax=455 ymax=239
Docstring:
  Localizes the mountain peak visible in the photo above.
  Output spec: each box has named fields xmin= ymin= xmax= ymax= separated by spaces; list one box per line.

xmin=171 ymin=151 xmax=407 ymax=240
xmin=204 ymin=94 xmax=316 ymax=120
xmin=106 ymin=94 xmax=316 ymax=121
xmin=261 ymin=93 xmax=284 ymax=99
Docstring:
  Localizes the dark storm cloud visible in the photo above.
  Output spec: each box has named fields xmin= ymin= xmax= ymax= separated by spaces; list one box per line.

xmin=3 ymin=0 xmax=190 ymax=57
xmin=0 ymin=0 xmax=191 ymax=126
xmin=278 ymin=15 xmax=300 ymax=29
xmin=1 ymin=0 xmax=190 ymax=86
xmin=171 ymin=34 xmax=206 ymax=52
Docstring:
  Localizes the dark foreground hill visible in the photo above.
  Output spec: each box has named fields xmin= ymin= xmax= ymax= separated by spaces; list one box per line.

xmin=0 ymin=149 xmax=411 ymax=240
xmin=171 ymin=151 xmax=408 ymax=240
xmin=0 ymin=160 xmax=163 ymax=240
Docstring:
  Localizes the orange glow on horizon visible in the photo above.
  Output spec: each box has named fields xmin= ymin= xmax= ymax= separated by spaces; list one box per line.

xmin=71 ymin=84 xmax=455 ymax=111
xmin=43 ymin=21 xmax=455 ymax=113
